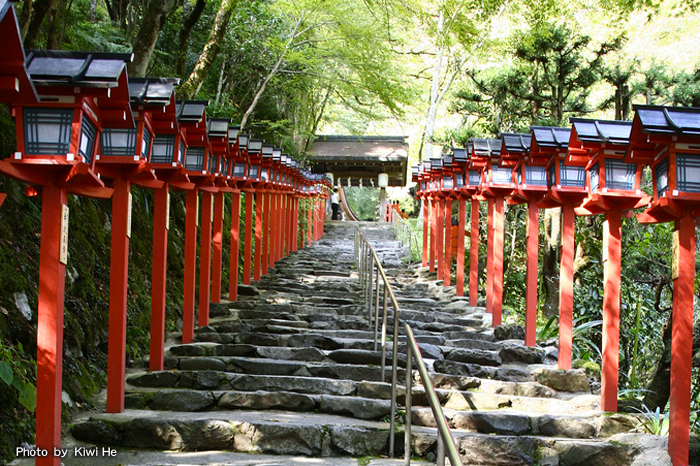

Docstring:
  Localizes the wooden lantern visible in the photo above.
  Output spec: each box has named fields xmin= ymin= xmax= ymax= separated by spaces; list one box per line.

xmin=471 ymin=138 xmax=506 ymax=326
xmin=0 ymin=37 xmax=133 ymax=465
xmin=627 ymin=105 xmax=700 ymax=466
xmin=500 ymin=133 xmax=542 ymax=347
xmin=530 ymin=125 xmax=583 ymax=370
xmin=567 ymin=118 xmax=650 ymax=414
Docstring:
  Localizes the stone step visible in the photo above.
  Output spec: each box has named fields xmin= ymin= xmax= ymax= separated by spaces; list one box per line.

xmin=411 ymin=407 xmax=641 ymax=439
xmin=168 ymin=355 xmax=404 ymax=382
xmin=68 ymin=409 xmax=665 ymax=466
xmin=124 ymin=388 xmax=392 ymax=420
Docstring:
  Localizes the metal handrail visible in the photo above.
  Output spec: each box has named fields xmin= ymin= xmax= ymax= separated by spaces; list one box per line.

xmin=353 ymin=226 xmax=461 ymax=465
xmin=391 ymin=214 xmax=417 ymax=265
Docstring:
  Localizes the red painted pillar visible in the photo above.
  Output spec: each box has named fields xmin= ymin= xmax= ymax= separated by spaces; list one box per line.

xmin=272 ymin=193 xmax=278 ymax=263
xmin=492 ymin=197 xmax=505 ymax=327
xmin=444 ymin=198 xmax=452 ymax=286
xmin=525 ymin=200 xmax=539 ymax=347
xmin=469 ymin=199 xmax=480 ymax=307
xmin=35 ymin=185 xmax=67 ymax=466
xmin=182 ymin=189 xmax=198 ymax=342
xmin=307 ymin=199 xmax=313 ymax=246
xmin=0 ymin=192 xmax=6 ymax=208
xmin=668 ymin=215 xmax=695 ymax=466
xmin=294 ymin=196 xmax=299 ymax=251
xmin=211 ymin=191 xmax=224 ymax=304
xmin=422 ymin=199 xmax=429 ymax=268
xmin=429 ymin=198 xmax=436 ymax=272
xmin=601 ymin=209 xmax=621 ymax=412
xmin=254 ymin=190 xmax=263 ymax=281
xmin=243 ymin=190 xmax=254 ymax=285
xmin=229 ymin=191 xmax=241 ymax=301
xmin=149 ymin=185 xmax=169 ymax=371
xmin=262 ymin=191 xmax=270 ymax=276
xmin=486 ymin=198 xmax=494 ymax=314
xmin=107 ymin=177 xmax=131 ymax=413
xmin=198 ymin=190 xmax=213 ymax=327
xmin=436 ymin=198 xmax=444 ymax=281
xmin=456 ymin=198 xmax=466 ymax=296
xmin=559 ymin=204 xmax=575 ymax=370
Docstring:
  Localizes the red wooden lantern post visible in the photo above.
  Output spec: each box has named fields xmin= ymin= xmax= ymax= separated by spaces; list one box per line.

xmin=243 ymin=139 xmax=264 ymax=281
xmin=413 ymin=164 xmax=430 ymax=268
xmin=568 ymin=118 xmax=650 ymax=413
xmin=176 ymin=100 xmax=216 ymax=340
xmin=441 ymin=153 xmax=456 ymax=286
xmin=96 ymin=74 xmax=175 ymax=414
xmin=428 ymin=158 xmax=445 ymax=281
xmin=260 ymin=144 xmax=275 ymax=275
xmin=136 ymin=78 xmax=193 ymax=372
xmin=472 ymin=138 xmax=509 ymax=325
xmin=502 ymin=133 xmax=547 ymax=346
xmin=207 ymin=118 xmax=231 ymax=303
xmin=454 ymin=144 xmax=481 ymax=306
xmin=0 ymin=42 xmax=135 ymax=464
xmin=447 ymin=148 xmax=469 ymax=296
xmin=227 ymin=127 xmax=248 ymax=297
xmin=627 ymin=105 xmax=700 ymax=466
xmin=534 ymin=126 xmax=586 ymax=370
xmin=421 ymin=161 xmax=435 ymax=272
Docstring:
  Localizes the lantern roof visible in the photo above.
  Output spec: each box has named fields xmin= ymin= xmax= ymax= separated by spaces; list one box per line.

xmin=530 ymin=126 xmax=571 ymax=149
xmin=176 ymin=100 xmax=209 ymax=122
xmin=633 ymin=105 xmax=700 ymax=136
xmin=500 ymin=133 xmax=530 ymax=167
xmin=451 ymin=147 xmax=469 ymax=165
xmin=471 ymin=138 xmax=502 ymax=158
xmin=569 ymin=118 xmax=632 ymax=145
xmin=129 ymin=77 xmax=179 ymax=106
xmin=207 ymin=118 xmax=231 ymax=138
xmin=228 ymin=125 xmax=240 ymax=141
xmin=26 ymin=50 xmax=133 ymax=88
xmin=501 ymin=133 xmax=531 ymax=154
xmin=0 ymin=0 xmax=37 ymax=103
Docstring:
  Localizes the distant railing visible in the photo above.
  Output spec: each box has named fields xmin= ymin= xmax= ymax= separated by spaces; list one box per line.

xmin=353 ymin=226 xmax=461 ymax=465
xmin=391 ymin=214 xmax=416 ymax=265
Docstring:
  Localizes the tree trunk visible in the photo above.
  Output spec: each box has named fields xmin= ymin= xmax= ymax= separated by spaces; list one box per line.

xmin=213 ymin=59 xmax=226 ymax=108
xmin=178 ymin=0 xmax=240 ymax=100
xmin=421 ymin=10 xmax=444 ymax=161
xmin=643 ymin=310 xmax=672 ymax=411
xmin=176 ymin=0 xmax=206 ymax=77
xmin=24 ymin=0 xmax=61 ymax=49
xmin=238 ymin=12 xmax=303 ymax=129
xmin=89 ymin=0 xmax=97 ymax=22
xmin=19 ymin=0 xmax=33 ymax=40
xmin=129 ymin=0 xmax=178 ymax=77
xmin=542 ymin=207 xmax=561 ymax=319
xmin=45 ymin=0 xmax=60 ymax=49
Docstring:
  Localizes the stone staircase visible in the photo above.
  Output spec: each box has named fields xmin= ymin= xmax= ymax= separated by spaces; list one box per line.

xmin=31 ymin=222 xmax=671 ymax=466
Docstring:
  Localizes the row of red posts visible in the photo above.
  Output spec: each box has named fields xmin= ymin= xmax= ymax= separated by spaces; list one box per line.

xmin=0 ymin=4 xmax=330 ymax=465
xmin=412 ymin=109 xmax=700 ymax=465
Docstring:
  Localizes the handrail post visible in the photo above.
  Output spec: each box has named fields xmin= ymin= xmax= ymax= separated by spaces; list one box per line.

xmin=380 ymin=286 xmax=388 ymax=382
xmin=374 ymin=268 xmax=380 ymax=351
xmin=367 ymin=254 xmax=374 ymax=326
xmin=389 ymin=302 xmax=400 ymax=457
xmin=437 ymin=435 xmax=445 ymax=466
xmin=405 ymin=342 xmax=412 ymax=466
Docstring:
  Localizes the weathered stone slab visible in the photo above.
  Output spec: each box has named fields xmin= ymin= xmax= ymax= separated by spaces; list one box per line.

xmin=149 ymin=390 xmax=216 ymax=412
xmin=537 ymin=415 xmax=597 ymax=439
xmin=533 ymin=368 xmax=591 ymax=393
xmin=228 ymin=375 xmax=356 ymax=396
xmin=318 ymin=395 xmax=391 ymax=420
xmin=499 ymin=344 xmax=546 ymax=364
xmin=452 ymin=411 xmax=531 ymax=435
xmin=219 ymin=390 xmax=315 ymax=411
xmin=179 ymin=357 xmax=227 ymax=372
xmin=447 ymin=348 xmax=502 ymax=366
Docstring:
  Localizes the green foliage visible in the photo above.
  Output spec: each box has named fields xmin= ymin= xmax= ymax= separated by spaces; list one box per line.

xmin=635 ymin=405 xmax=670 ymax=436
xmin=344 ymin=187 xmax=380 ymax=221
